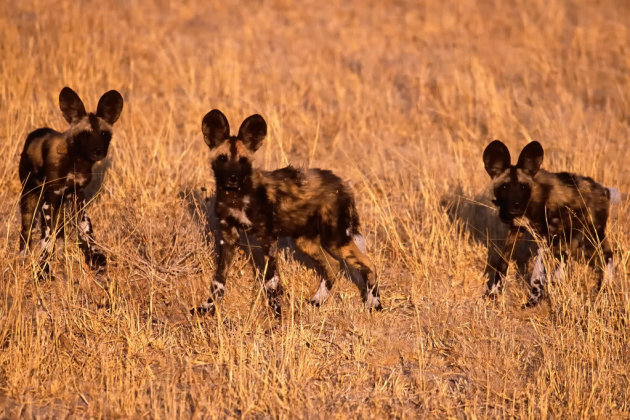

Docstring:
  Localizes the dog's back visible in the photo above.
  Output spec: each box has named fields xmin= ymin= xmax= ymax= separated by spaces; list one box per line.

xmin=528 ymin=169 xmax=611 ymax=243
xmin=19 ymin=128 xmax=60 ymax=184
xmin=256 ymin=166 xmax=360 ymax=241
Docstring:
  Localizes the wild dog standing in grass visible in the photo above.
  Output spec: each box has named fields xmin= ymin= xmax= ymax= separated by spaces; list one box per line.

xmin=483 ymin=140 xmax=617 ymax=307
xmin=193 ymin=109 xmax=381 ymax=316
xmin=19 ymin=87 xmax=123 ymax=278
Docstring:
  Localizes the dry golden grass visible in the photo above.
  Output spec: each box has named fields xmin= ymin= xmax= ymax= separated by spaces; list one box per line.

xmin=1 ymin=0 xmax=629 ymax=417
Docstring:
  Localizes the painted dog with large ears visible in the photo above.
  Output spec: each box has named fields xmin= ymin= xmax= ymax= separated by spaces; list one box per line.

xmin=193 ymin=109 xmax=381 ymax=316
xmin=483 ymin=140 xmax=615 ymax=307
xmin=19 ymin=87 xmax=123 ymax=278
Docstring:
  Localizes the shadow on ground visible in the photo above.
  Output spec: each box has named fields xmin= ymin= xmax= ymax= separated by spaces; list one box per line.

xmin=441 ymin=186 xmax=537 ymax=279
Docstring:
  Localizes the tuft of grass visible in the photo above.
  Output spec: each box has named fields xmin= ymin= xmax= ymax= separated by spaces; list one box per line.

xmin=1 ymin=0 xmax=629 ymax=417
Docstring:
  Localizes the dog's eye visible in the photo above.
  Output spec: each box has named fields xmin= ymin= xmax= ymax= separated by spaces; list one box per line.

xmin=520 ymin=184 xmax=528 ymax=191
xmin=501 ymin=185 xmax=508 ymax=191
xmin=239 ymin=157 xmax=248 ymax=164
xmin=101 ymin=131 xmax=111 ymax=142
xmin=218 ymin=154 xmax=228 ymax=162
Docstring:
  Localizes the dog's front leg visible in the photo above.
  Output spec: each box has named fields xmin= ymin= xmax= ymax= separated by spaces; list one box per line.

xmin=524 ymin=240 xmax=567 ymax=308
xmin=259 ymin=237 xmax=283 ymax=317
xmin=75 ymin=193 xmax=107 ymax=273
xmin=38 ymin=190 xmax=66 ymax=279
xmin=524 ymin=246 xmax=547 ymax=308
xmin=486 ymin=226 xmax=522 ymax=299
xmin=194 ymin=224 xmax=239 ymax=315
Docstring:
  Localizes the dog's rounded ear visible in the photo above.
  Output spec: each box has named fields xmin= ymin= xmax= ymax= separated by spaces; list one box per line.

xmin=97 ymin=90 xmax=124 ymax=125
xmin=59 ymin=87 xmax=87 ymax=124
xmin=202 ymin=109 xmax=230 ymax=149
xmin=517 ymin=141 xmax=544 ymax=177
xmin=238 ymin=114 xmax=267 ymax=151
xmin=483 ymin=140 xmax=511 ymax=178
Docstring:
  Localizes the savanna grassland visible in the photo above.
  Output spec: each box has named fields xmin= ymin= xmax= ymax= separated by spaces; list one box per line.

xmin=1 ymin=0 xmax=629 ymax=417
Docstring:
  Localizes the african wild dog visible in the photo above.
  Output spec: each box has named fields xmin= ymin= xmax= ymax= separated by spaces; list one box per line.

xmin=19 ymin=87 xmax=123 ymax=278
xmin=483 ymin=140 xmax=616 ymax=307
xmin=193 ymin=109 xmax=381 ymax=316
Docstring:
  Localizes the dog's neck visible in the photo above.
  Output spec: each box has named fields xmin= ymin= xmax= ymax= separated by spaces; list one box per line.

xmin=215 ymin=184 xmax=252 ymax=208
xmin=214 ymin=185 xmax=254 ymax=229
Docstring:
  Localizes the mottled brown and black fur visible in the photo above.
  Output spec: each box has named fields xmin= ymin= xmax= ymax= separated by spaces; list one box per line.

xmin=193 ymin=109 xmax=381 ymax=316
xmin=19 ymin=87 xmax=123 ymax=278
xmin=483 ymin=140 xmax=615 ymax=307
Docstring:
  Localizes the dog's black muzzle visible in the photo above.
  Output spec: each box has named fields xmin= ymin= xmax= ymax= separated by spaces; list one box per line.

xmin=224 ymin=174 xmax=240 ymax=190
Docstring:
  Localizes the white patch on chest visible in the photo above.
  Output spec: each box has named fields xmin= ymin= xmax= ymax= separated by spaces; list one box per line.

xmin=67 ymin=172 xmax=89 ymax=187
xmin=228 ymin=208 xmax=252 ymax=226
xmin=227 ymin=195 xmax=252 ymax=227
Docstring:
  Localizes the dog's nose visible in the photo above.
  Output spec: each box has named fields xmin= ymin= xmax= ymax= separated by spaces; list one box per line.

xmin=228 ymin=174 xmax=239 ymax=183
xmin=509 ymin=202 xmax=523 ymax=215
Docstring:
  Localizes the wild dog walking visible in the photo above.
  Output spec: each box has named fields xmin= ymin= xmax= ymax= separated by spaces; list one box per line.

xmin=483 ymin=140 xmax=616 ymax=307
xmin=193 ymin=109 xmax=381 ymax=316
xmin=19 ymin=87 xmax=123 ymax=278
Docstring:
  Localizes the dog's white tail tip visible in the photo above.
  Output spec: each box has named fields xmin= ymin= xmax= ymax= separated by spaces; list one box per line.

xmin=353 ymin=234 xmax=367 ymax=254
xmin=608 ymin=187 xmax=621 ymax=204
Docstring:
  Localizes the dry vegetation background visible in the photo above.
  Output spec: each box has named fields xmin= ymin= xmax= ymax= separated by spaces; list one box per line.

xmin=1 ymin=0 xmax=629 ymax=417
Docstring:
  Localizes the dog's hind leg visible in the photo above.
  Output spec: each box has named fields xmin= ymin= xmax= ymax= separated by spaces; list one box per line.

xmin=295 ymin=236 xmax=342 ymax=307
xmin=524 ymin=246 xmax=547 ymax=308
xmin=327 ymin=238 xmax=382 ymax=311
xmin=595 ymin=229 xmax=614 ymax=292
xmin=19 ymin=189 xmax=39 ymax=257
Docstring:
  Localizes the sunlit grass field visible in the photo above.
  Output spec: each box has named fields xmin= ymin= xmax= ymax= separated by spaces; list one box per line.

xmin=1 ymin=0 xmax=629 ymax=417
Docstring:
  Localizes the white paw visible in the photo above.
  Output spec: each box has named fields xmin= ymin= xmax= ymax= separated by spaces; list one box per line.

xmin=309 ymin=280 xmax=330 ymax=306
xmin=365 ymin=292 xmax=382 ymax=310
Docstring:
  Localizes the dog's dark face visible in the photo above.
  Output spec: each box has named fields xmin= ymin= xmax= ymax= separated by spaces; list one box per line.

xmin=201 ymin=109 xmax=266 ymax=192
xmin=60 ymin=87 xmax=123 ymax=162
xmin=483 ymin=140 xmax=544 ymax=223
xmin=74 ymin=115 xmax=113 ymax=162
